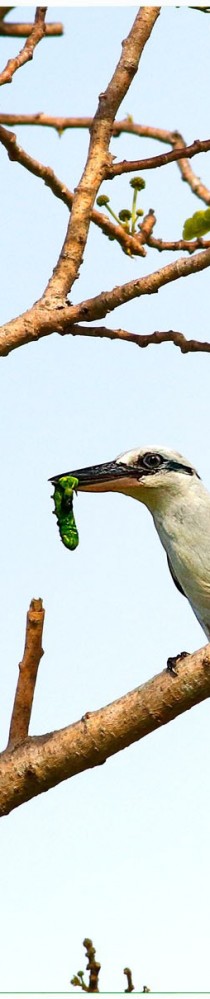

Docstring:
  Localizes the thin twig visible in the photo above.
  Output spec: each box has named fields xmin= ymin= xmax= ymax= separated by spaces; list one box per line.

xmin=147 ymin=236 xmax=210 ymax=254
xmin=0 ymin=116 xmax=192 ymax=142
xmin=0 ymin=20 xmax=63 ymax=37
xmin=0 ymin=7 xmax=47 ymax=87
xmin=124 ymin=968 xmax=135 ymax=993
xmin=64 ymin=324 xmax=210 ymax=355
xmin=8 ymin=599 xmax=45 ymax=748
xmin=1 ymin=641 xmax=210 ymax=816
xmin=172 ymin=131 xmax=210 ymax=205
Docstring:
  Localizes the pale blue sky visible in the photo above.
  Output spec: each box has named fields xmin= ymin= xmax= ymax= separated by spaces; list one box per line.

xmin=1 ymin=5 xmax=210 ymax=994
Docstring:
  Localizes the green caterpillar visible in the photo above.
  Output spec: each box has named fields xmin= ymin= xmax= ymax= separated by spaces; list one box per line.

xmin=52 ymin=475 xmax=79 ymax=551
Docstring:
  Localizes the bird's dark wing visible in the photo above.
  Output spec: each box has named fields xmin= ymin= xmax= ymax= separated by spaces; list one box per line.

xmin=167 ymin=554 xmax=186 ymax=598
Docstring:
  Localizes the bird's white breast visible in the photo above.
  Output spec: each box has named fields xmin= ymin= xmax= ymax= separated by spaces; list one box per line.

xmin=151 ymin=479 xmax=210 ymax=640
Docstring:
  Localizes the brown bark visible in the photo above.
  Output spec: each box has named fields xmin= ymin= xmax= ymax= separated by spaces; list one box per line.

xmin=0 ymin=245 xmax=210 ymax=358
xmin=106 ymin=138 xmax=210 ymax=178
xmin=43 ymin=7 xmax=160 ymax=303
xmin=8 ymin=599 xmax=45 ymax=748
xmin=0 ymin=20 xmax=63 ymax=38
xmin=0 ymin=8 xmax=47 ymax=86
xmin=1 ymin=640 xmax=210 ymax=817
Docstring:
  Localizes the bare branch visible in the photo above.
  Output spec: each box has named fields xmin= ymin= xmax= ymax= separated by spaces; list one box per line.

xmin=72 ymin=245 xmax=210 ymax=324
xmin=106 ymin=138 xmax=210 ymax=178
xmin=0 ymin=122 xmax=75 ymax=205
xmin=0 ymin=116 xmax=191 ymax=142
xmin=0 ymin=7 xmax=47 ymax=87
xmin=0 ymin=20 xmax=63 ymax=38
xmin=1 ymin=642 xmax=210 ymax=817
xmin=124 ymin=968 xmax=135 ymax=993
xmin=8 ymin=599 xmax=45 ymax=748
xmin=65 ymin=325 xmax=210 ymax=355
xmin=43 ymin=7 xmax=160 ymax=303
xmin=172 ymin=131 xmax=210 ymax=205
xmin=147 ymin=235 xmax=210 ymax=254
xmin=0 ymin=246 xmax=210 ymax=357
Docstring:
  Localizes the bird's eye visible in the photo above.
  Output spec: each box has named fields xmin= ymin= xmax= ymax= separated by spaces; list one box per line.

xmin=141 ymin=452 xmax=163 ymax=470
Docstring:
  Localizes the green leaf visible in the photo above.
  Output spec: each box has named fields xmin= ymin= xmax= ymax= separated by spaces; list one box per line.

xmin=182 ymin=208 xmax=210 ymax=240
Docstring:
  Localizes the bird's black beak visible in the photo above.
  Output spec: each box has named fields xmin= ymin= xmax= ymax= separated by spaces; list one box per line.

xmin=49 ymin=460 xmax=131 ymax=493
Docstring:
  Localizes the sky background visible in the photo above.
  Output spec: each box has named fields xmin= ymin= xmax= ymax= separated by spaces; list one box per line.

xmin=1 ymin=4 xmax=210 ymax=994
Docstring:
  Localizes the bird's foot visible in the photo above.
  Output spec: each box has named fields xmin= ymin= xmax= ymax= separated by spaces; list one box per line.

xmin=166 ymin=650 xmax=189 ymax=677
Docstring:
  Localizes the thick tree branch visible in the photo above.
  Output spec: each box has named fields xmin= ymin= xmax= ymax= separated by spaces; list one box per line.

xmin=71 ymin=245 xmax=210 ymax=324
xmin=8 ymin=599 xmax=45 ymax=748
xmin=0 ymin=246 xmax=210 ymax=356
xmin=0 ymin=7 xmax=47 ymax=87
xmin=1 ymin=641 xmax=210 ymax=817
xmin=106 ymin=138 xmax=210 ymax=178
xmin=43 ymin=7 xmax=160 ymax=303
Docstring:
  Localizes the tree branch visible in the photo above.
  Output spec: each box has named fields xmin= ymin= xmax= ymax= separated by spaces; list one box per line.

xmin=106 ymin=138 xmax=210 ymax=178
xmin=147 ymin=235 xmax=210 ymax=254
xmin=172 ymin=131 xmax=210 ymax=205
xmin=70 ymin=245 xmax=210 ymax=324
xmin=0 ymin=246 xmax=210 ymax=356
xmin=1 ymin=112 xmax=209 ymax=207
xmin=1 ymin=639 xmax=210 ymax=817
xmin=0 ymin=8 xmax=14 ymax=21
xmin=64 ymin=325 xmax=210 ymax=355
xmin=0 ymin=7 xmax=47 ymax=87
xmin=8 ymin=599 xmax=45 ymax=748
xmin=0 ymin=20 xmax=63 ymax=38
xmin=42 ymin=7 xmax=160 ymax=303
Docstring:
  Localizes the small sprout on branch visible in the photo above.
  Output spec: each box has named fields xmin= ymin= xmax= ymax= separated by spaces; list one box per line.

xmin=96 ymin=176 xmax=146 ymax=246
xmin=130 ymin=176 xmax=146 ymax=191
xmin=119 ymin=209 xmax=132 ymax=221
xmin=70 ymin=970 xmax=89 ymax=992
xmin=130 ymin=176 xmax=146 ymax=234
xmin=96 ymin=194 xmax=110 ymax=207
xmin=96 ymin=193 xmax=120 ymax=226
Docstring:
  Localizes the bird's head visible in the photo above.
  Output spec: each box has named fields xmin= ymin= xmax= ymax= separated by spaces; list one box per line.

xmin=50 ymin=447 xmax=200 ymax=512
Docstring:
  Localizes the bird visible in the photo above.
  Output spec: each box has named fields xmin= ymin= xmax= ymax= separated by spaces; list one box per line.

xmin=50 ymin=446 xmax=210 ymax=649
